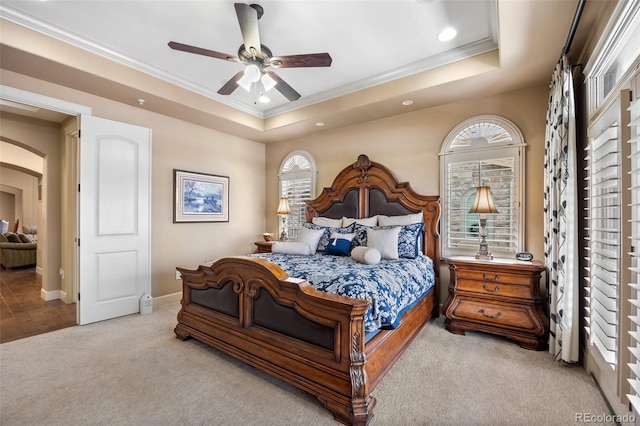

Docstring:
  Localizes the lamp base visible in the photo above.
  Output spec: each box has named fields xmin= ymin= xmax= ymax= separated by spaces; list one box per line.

xmin=475 ymin=231 xmax=492 ymax=260
xmin=279 ymin=215 xmax=288 ymax=241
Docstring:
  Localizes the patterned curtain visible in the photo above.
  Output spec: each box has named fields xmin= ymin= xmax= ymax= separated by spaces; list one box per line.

xmin=544 ymin=54 xmax=579 ymax=363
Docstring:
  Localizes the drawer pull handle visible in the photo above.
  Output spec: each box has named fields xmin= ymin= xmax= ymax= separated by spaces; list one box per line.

xmin=482 ymin=274 xmax=500 ymax=282
xmin=478 ymin=309 xmax=502 ymax=319
xmin=482 ymin=284 xmax=500 ymax=293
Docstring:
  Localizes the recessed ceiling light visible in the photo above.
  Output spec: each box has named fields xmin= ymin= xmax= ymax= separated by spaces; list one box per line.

xmin=437 ymin=27 xmax=457 ymax=42
xmin=402 ymin=100 xmax=414 ymax=106
xmin=315 ymin=122 xmax=325 ymax=127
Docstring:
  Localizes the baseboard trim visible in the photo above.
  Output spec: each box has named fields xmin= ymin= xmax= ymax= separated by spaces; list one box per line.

xmin=153 ymin=292 xmax=181 ymax=308
xmin=41 ymin=288 xmax=60 ymax=301
xmin=35 ymin=266 xmax=43 ymax=276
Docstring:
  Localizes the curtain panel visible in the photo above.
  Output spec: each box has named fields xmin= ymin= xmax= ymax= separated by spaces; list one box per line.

xmin=543 ymin=54 xmax=580 ymax=362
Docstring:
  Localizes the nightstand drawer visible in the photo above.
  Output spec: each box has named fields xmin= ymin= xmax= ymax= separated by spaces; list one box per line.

xmin=456 ymin=269 xmax=532 ymax=286
xmin=455 ymin=278 xmax=533 ymax=299
xmin=450 ymin=299 xmax=540 ymax=332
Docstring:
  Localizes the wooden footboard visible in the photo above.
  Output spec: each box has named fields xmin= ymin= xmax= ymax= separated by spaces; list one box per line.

xmin=176 ymin=256 xmax=436 ymax=425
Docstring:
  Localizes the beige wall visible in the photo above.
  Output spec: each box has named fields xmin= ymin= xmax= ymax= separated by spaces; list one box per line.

xmin=0 ymin=71 xmax=266 ymax=299
xmin=0 ymin=166 xmax=39 ymax=229
xmin=0 ymin=113 xmax=61 ymax=292
xmin=265 ymin=84 xmax=549 ymax=301
xmin=1 ymin=69 xmax=548 ymax=304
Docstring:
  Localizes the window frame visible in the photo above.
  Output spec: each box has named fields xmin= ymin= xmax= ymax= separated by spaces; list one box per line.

xmin=440 ymin=115 xmax=526 ymax=259
xmin=278 ymin=150 xmax=317 ymax=240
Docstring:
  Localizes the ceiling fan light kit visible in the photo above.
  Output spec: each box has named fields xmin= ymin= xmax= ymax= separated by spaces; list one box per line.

xmin=168 ymin=2 xmax=332 ymax=103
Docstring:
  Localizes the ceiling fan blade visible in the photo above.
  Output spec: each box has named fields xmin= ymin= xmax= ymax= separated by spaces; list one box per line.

xmin=168 ymin=41 xmax=238 ymax=62
xmin=271 ymin=53 xmax=332 ymax=68
xmin=217 ymin=70 xmax=245 ymax=95
xmin=234 ymin=3 xmax=261 ymax=55
xmin=266 ymin=71 xmax=301 ymax=101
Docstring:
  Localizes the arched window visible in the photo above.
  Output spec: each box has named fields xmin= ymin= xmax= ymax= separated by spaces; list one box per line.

xmin=279 ymin=150 xmax=317 ymax=239
xmin=440 ymin=116 xmax=525 ymax=258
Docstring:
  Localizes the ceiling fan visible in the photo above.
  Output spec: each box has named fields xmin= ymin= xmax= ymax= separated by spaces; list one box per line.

xmin=168 ymin=3 xmax=332 ymax=102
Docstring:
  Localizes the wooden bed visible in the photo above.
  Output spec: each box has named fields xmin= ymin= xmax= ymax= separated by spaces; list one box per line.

xmin=175 ymin=154 xmax=440 ymax=425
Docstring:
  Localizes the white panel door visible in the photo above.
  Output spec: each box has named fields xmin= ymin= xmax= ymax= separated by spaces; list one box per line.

xmin=79 ymin=115 xmax=151 ymax=325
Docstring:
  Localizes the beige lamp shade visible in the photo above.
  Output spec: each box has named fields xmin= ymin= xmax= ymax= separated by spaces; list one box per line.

xmin=469 ymin=186 xmax=498 ymax=214
xmin=276 ymin=197 xmax=291 ymax=215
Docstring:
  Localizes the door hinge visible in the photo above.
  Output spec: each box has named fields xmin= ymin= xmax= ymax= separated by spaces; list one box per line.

xmin=78 ymin=129 xmax=81 ymax=138
xmin=630 ymin=90 xmax=633 ymax=102
xmin=78 ymin=183 xmax=80 ymax=192
xmin=77 ymin=238 xmax=80 ymax=247
xmin=77 ymin=292 xmax=80 ymax=301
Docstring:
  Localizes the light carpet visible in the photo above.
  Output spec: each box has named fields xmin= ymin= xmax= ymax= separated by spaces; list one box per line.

xmin=0 ymin=304 xmax=612 ymax=425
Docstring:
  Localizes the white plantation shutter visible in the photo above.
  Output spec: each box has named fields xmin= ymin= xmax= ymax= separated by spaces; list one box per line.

xmin=583 ymin=0 xmax=639 ymax=416
xmin=627 ymin=75 xmax=640 ymax=412
xmin=584 ymin=88 xmax=632 ymax=408
xmin=279 ymin=151 xmax=317 ymax=239
xmin=447 ymin=158 xmax=516 ymax=253
xmin=586 ymin=121 xmax=622 ymax=369
xmin=440 ymin=115 xmax=525 ymax=258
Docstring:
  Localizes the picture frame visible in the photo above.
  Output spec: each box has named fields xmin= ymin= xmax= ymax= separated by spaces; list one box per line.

xmin=173 ymin=169 xmax=229 ymax=223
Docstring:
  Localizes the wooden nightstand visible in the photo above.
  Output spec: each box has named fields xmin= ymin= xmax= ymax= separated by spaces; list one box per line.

xmin=442 ymin=256 xmax=548 ymax=350
xmin=254 ymin=240 xmax=275 ymax=253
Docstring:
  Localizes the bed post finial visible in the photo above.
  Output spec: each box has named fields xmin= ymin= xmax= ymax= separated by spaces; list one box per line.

xmin=353 ymin=154 xmax=372 ymax=183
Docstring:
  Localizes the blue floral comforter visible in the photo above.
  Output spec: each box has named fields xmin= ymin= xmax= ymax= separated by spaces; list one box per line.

xmin=248 ymin=253 xmax=435 ymax=332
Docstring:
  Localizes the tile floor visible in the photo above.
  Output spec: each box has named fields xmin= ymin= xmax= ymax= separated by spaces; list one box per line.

xmin=0 ymin=267 xmax=76 ymax=343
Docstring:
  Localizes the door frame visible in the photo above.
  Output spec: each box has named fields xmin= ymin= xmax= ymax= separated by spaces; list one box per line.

xmin=1 ymin=85 xmax=91 ymax=321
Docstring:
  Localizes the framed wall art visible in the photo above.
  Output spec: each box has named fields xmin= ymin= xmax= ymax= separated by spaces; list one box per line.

xmin=173 ymin=169 xmax=229 ymax=223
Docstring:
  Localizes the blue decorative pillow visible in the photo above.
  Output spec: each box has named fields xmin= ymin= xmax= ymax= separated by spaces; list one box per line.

xmin=324 ymin=232 xmax=355 ymax=256
xmin=303 ymin=222 xmax=355 ymax=252
xmin=397 ymin=222 xmax=424 ymax=258
xmin=353 ymin=223 xmax=423 ymax=258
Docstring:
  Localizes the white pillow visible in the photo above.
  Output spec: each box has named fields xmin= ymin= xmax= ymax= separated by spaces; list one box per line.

xmin=312 ymin=216 xmax=342 ymax=227
xmin=296 ymin=227 xmax=325 ymax=252
xmin=329 ymin=231 xmax=355 ymax=241
xmin=351 ymin=246 xmax=381 ymax=265
xmin=366 ymin=227 xmax=400 ymax=260
xmin=377 ymin=212 xmax=423 ymax=226
xmin=272 ymin=242 xmax=312 ymax=255
xmin=342 ymin=216 xmax=378 ymax=227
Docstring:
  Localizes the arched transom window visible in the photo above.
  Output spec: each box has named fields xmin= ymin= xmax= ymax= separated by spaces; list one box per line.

xmin=440 ymin=115 xmax=526 ymax=258
xmin=279 ymin=150 xmax=317 ymax=239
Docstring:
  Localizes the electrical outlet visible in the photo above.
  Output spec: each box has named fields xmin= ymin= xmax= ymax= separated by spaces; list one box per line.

xmin=175 ymin=271 xmax=181 ymax=280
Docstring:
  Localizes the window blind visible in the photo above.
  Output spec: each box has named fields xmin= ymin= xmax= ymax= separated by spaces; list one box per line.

xmin=281 ymin=176 xmax=311 ymax=239
xmin=586 ymin=121 xmax=621 ymax=371
xmin=447 ymin=158 xmax=517 ymax=253
xmin=279 ymin=152 xmax=317 ymax=240
xmin=627 ymin=85 xmax=640 ymax=412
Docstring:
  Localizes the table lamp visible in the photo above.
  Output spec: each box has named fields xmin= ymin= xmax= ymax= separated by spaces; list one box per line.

xmin=469 ymin=185 xmax=498 ymax=260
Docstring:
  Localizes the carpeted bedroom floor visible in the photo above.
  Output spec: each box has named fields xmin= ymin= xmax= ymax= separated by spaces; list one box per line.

xmin=0 ymin=303 xmax=613 ymax=425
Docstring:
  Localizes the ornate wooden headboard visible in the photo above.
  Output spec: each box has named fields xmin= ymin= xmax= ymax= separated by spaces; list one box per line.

xmin=305 ymin=154 xmax=441 ymax=280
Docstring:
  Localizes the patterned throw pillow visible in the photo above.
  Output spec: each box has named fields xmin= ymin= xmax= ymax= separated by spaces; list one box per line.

xmin=303 ymin=222 xmax=355 ymax=252
xmin=353 ymin=222 xmax=424 ymax=258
